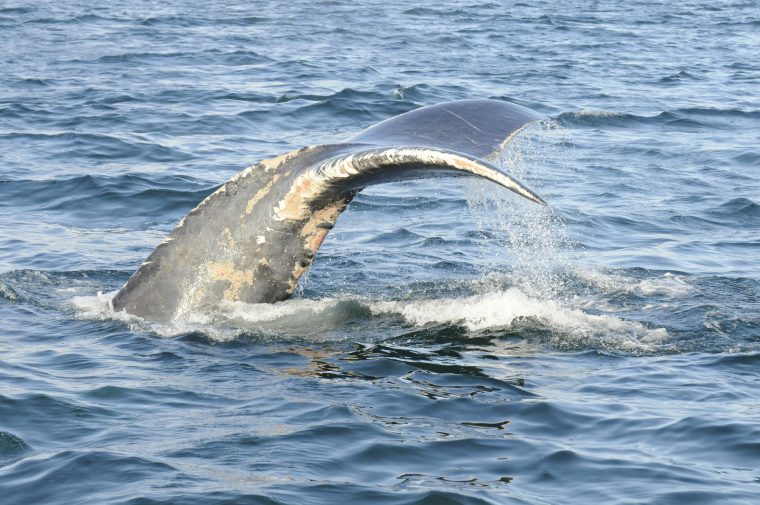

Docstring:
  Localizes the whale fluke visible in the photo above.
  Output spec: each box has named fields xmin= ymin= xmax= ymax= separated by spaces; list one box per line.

xmin=111 ymin=99 xmax=547 ymax=323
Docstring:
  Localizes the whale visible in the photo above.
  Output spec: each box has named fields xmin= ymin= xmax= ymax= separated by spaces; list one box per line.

xmin=111 ymin=99 xmax=547 ymax=323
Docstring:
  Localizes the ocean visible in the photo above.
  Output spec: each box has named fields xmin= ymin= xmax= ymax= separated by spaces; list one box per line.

xmin=1 ymin=1 xmax=759 ymax=503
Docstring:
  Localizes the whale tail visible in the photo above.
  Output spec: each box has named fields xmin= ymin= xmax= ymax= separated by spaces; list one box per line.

xmin=111 ymin=99 xmax=547 ymax=323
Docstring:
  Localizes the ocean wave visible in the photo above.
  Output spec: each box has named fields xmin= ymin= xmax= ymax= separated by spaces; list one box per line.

xmin=557 ymin=107 xmax=760 ymax=129
xmin=557 ymin=110 xmax=703 ymax=128
xmin=370 ymin=288 xmax=669 ymax=351
xmin=286 ymin=88 xmax=416 ymax=123
xmin=707 ymin=197 xmax=760 ymax=225
xmin=0 ymin=7 xmax=34 ymax=15
xmin=0 ymin=449 xmax=177 ymax=504
xmin=402 ymin=7 xmax=470 ymax=16
xmin=0 ymin=432 xmax=32 ymax=467
xmin=25 ymin=14 xmax=112 ymax=25
xmin=568 ymin=268 xmax=695 ymax=299
xmin=0 ymin=132 xmax=192 ymax=163
xmin=659 ymin=70 xmax=701 ymax=83
xmin=71 ymin=285 xmax=669 ymax=354
xmin=0 ymin=174 xmax=215 ymax=224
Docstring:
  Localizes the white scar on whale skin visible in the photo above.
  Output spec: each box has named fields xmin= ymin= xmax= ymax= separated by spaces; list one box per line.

xmin=110 ymin=99 xmax=547 ymax=323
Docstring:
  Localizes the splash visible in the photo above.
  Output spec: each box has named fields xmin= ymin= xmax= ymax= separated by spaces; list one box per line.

xmin=464 ymin=120 xmax=578 ymax=300
xmin=456 ymin=121 xmax=671 ymax=351
xmin=73 ymin=290 xmax=145 ymax=328
xmin=71 ymin=291 xmax=241 ymax=340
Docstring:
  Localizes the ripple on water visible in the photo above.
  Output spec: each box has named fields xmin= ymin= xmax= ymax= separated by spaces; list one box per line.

xmin=0 ymin=450 xmax=181 ymax=504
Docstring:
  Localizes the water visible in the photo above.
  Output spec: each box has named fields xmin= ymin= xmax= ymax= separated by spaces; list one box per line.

xmin=1 ymin=1 xmax=759 ymax=503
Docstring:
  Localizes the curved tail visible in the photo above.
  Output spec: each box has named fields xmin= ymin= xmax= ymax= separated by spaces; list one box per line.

xmin=112 ymin=99 xmax=547 ymax=323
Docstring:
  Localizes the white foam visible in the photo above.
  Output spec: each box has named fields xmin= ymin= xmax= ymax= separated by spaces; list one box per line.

xmin=71 ymin=291 xmax=357 ymax=340
xmin=567 ymin=265 xmax=633 ymax=293
xmin=573 ymin=109 xmax=626 ymax=118
xmin=635 ymin=273 xmax=693 ymax=297
xmin=0 ymin=283 xmax=19 ymax=302
xmin=565 ymin=267 xmax=694 ymax=298
xmin=369 ymin=287 xmax=667 ymax=350
xmin=71 ymin=291 xmax=232 ymax=339
xmin=70 ymin=284 xmax=667 ymax=352
xmin=220 ymin=298 xmax=341 ymax=324
xmin=215 ymin=298 xmax=362 ymax=338
xmin=71 ymin=291 xmax=122 ymax=320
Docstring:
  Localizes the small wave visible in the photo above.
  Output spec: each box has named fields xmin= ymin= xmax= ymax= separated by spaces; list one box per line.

xmin=556 ymin=109 xmax=647 ymax=128
xmin=0 ymin=174 xmax=216 ymax=226
xmin=402 ymin=7 xmax=469 ymax=16
xmin=0 ymin=131 xmax=192 ymax=163
xmin=0 ymin=431 xmax=32 ymax=466
xmin=675 ymin=106 xmax=760 ymax=119
xmin=138 ymin=15 xmax=204 ymax=27
xmin=558 ymin=107 xmax=760 ymax=129
xmin=659 ymin=70 xmax=700 ymax=83
xmin=220 ymin=15 xmax=269 ymax=26
xmin=95 ymin=51 xmax=200 ymax=64
xmin=285 ymin=87 xmax=417 ymax=124
xmin=732 ymin=151 xmax=760 ymax=165
xmin=0 ymin=449 xmax=177 ymax=504
xmin=72 ymin=286 xmax=668 ymax=354
xmin=635 ymin=273 xmax=694 ymax=297
xmin=708 ymin=197 xmax=760 ymax=225
xmin=569 ymin=268 xmax=694 ymax=299
xmin=26 ymin=14 xmax=111 ymax=25
xmin=0 ymin=7 xmax=33 ymax=14
xmin=0 ymin=269 xmax=126 ymax=312
xmin=365 ymin=228 xmax=424 ymax=245
xmin=571 ymin=109 xmax=628 ymax=118
xmin=370 ymin=288 xmax=668 ymax=351
xmin=558 ymin=110 xmax=704 ymax=129
xmin=135 ymin=14 xmax=271 ymax=28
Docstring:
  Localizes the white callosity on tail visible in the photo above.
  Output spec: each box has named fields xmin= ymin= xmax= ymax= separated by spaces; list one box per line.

xmin=272 ymin=147 xmax=545 ymax=222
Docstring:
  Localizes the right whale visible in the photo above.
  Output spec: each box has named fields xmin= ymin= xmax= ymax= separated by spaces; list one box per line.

xmin=111 ymin=99 xmax=547 ymax=323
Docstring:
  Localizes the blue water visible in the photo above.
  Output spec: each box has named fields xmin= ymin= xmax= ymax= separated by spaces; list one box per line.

xmin=2 ymin=1 xmax=759 ymax=503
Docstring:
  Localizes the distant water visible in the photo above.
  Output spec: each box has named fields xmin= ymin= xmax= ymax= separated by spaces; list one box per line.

xmin=1 ymin=1 xmax=759 ymax=504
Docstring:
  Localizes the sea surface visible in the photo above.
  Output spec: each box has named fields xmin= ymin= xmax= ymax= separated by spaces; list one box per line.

xmin=1 ymin=1 xmax=759 ymax=503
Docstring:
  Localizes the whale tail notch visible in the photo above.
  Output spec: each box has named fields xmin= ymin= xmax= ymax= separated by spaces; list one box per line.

xmin=111 ymin=99 xmax=548 ymax=323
